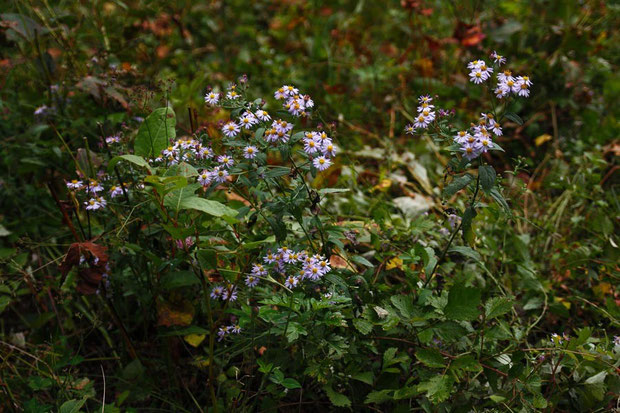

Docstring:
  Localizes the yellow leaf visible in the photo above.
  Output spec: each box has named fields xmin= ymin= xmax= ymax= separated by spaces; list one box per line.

xmin=386 ymin=257 xmax=403 ymax=270
xmin=184 ymin=334 xmax=206 ymax=347
xmin=554 ymin=296 xmax=571 ymax=310
xmin=592 ymin=282 xmax=612 ymax=299
xmin=535 ymin=134 xmax=552 ymax=146
xmin=373 ymin=179 xmax=392 ymax=192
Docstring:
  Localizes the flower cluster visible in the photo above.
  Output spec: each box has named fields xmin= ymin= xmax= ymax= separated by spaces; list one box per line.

xmin=217 ymin=323 xmax=241 ymax=341
xmin=274 ymin=85 xmax=314 ymax=117
xmin=66 ymin=176 xmax=128 ymax=211
xmin=243 ymin=247 xmax=333 ymax=290
xmin=302 ymin=131 xmax=337 ymax=171
xmin=453 ymin=112 xmax=503 ymax=160
xmin=210 ymin=283 xmax=238 ymax=302
xmin=405 ymin=95 xmax=436 ymax=133
xmin=468 ymin=52 xmax=532 ymax=99
xmin=155 ymin=137 xmax=213 ymax=165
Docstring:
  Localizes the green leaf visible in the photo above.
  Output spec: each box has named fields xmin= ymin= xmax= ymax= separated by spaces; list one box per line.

xmin=461 ymin=206 xmax=477 ymax=246
xmin=160 ymin=271 xmax=200 ymax=290
xmin=59 ymin=398 xmax=87 ymax=413
xmin=108 ymin=154 xmax=153 ymax=174
xmin=443 ymin=174 xmax=473 ymax=198
xmin=351 ymin=371 xmax=373 ymax=385
xmin=449 ymin=245 xmax=481 ymax=262
xmin=158 ymin=326 xmax=209 ymax=337
xmin=134 ymin=107 xmax=176 ymax=158
xmin=351 ymin=255 xmax=374 ymax=268
xmin=485 ymin=297 xmax=513 ymax=319
xmin=451 ymin=355 xmax=482 ymax=372
xmin=163 ymin=184 xmax=201 ymax=213
xmin=179 ymin=196 xmax=238 ymax=218
xmin=265 ymin=166 xmax=290 ymax=178
xmin=444 ymin=284 xmax=481 ymax=321
xmin=353 ymin=318 xmax=373 ymax=335
xmin=364 ymin=389 xmax=393 ymax=404
xmin=416 ymin=348 xmax=446 ymax=368
xmin=417 ymin=375 xmax=454 ymax=403
xmin=391 ymin=295 xmax=414 ymax=319
xmin=323 ymin=385 xmax=351 ymax=407
xmin=505 ymin=111 xmax=523 ymax=125
xmin=478 ymin=165 xmax=496 ymax=193
xmin=490 ymin=188 xmax=511 ymax=215
xmin=281 ymin=378 xmax=301 ymax=389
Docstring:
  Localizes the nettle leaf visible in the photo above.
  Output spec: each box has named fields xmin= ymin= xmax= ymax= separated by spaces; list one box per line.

xmin=415 ymin=348 xmax=446 ymax=368
xmin=485 ymin=297 xmax=513 ymax=319
xmin=451 ymin=355 xmax=482 ymax=372
xmin=352 ymin=318 xmax=373 ymax=335
xmin=443 ymin=174 xmax=473 ymax=198
xmin=134 ymin=107 xmax=176 ymax=158
xmin=323 ymin=385 xmax=352 ymax=407
xmin=478 ymin=165 xmax=496 ymax=193
xmin=505 ymin=111 xmax=523 ymax=125
xmin=390 ymin=295 xmax=414 ymax=319
xmin=179 ymin=196 xmax=238 ymax=218
xmin=417 ymin=375 xmax=454 ymax=403
xmin=444 ymin=284 xmax=481 ymax=321
xmin=364 ymin=389 xmax=393 ymax=404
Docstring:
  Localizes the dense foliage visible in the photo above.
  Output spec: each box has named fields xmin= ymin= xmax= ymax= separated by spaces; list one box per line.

xmin=0 ymin=1 xmax=618 ymax=412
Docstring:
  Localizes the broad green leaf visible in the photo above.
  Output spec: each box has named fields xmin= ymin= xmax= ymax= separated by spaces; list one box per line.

xmin=265 ymin=166 xmax=291 ymax=178
xmin=160 ymin=271 xmax=200 ymax=290
xmin=505 ymin=111 xmax=523 ymax=125
xmin=444 ymin=284 xmax=481 ymax=321
xmin=179 ymin=196 xmax=238 ymax=218
xmin=59 ymin=398 xmax=87 ymax=413
xmin=416 ymin=348 xmax=446 ymax=368
xmin=323 ymin=385 xmax=351 ymax=407
xmin=478 ymin=165 xmax=496 ymax=193
xmin=418 ymin=375 xmax=454 ymax=403
xmin=281 ymin=378 xmax=301 ymax=389
xmin=351 ymin=255 xmax=374 ymax=268
xmin=164 ymin=162 xmax=198 ymax=177
xmin=443 ymin=174 xmax=473 ymax=198
xmin=108 ymin=154 xmax=153 ymax=174
xmin=164 ymin=183 xmax=200 ymax=213
xmin=449 ymin=245 xmax=481 ymax=262
xmin=134 ymin=107 xmax=176 ymax=158
xmin=485 ymin=297 xmax=513 ymax=319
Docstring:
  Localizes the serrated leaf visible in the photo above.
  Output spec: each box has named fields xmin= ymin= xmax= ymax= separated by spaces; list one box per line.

xmin=443 ymin=174 xmax=473 ymax=198
xmin=418 ymin=375 xmax=454 ymax=403
xmin=323 ymin=385 xmax=351 ymax=407
xmin=364 ymin=389 xmax=393 ymax=404
xmin=391 ymin=295 xmax=414 ymax=319
xmin=444 ymin=284 xmax=481 ymax=321
xmin=485 ymin=297 xmax=513 ymax=319
xmin=451 ymin=355 xmax=482 ymax=372
xmin=416 ymin=348 xmax=446 ymax=368
xmin=353 ymin=318 xmax=373 ymax=335
xmin=478 ymin=165 xmax=496 ymax=193
xmin=134 ymin=107 xmax=176 ymax=158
